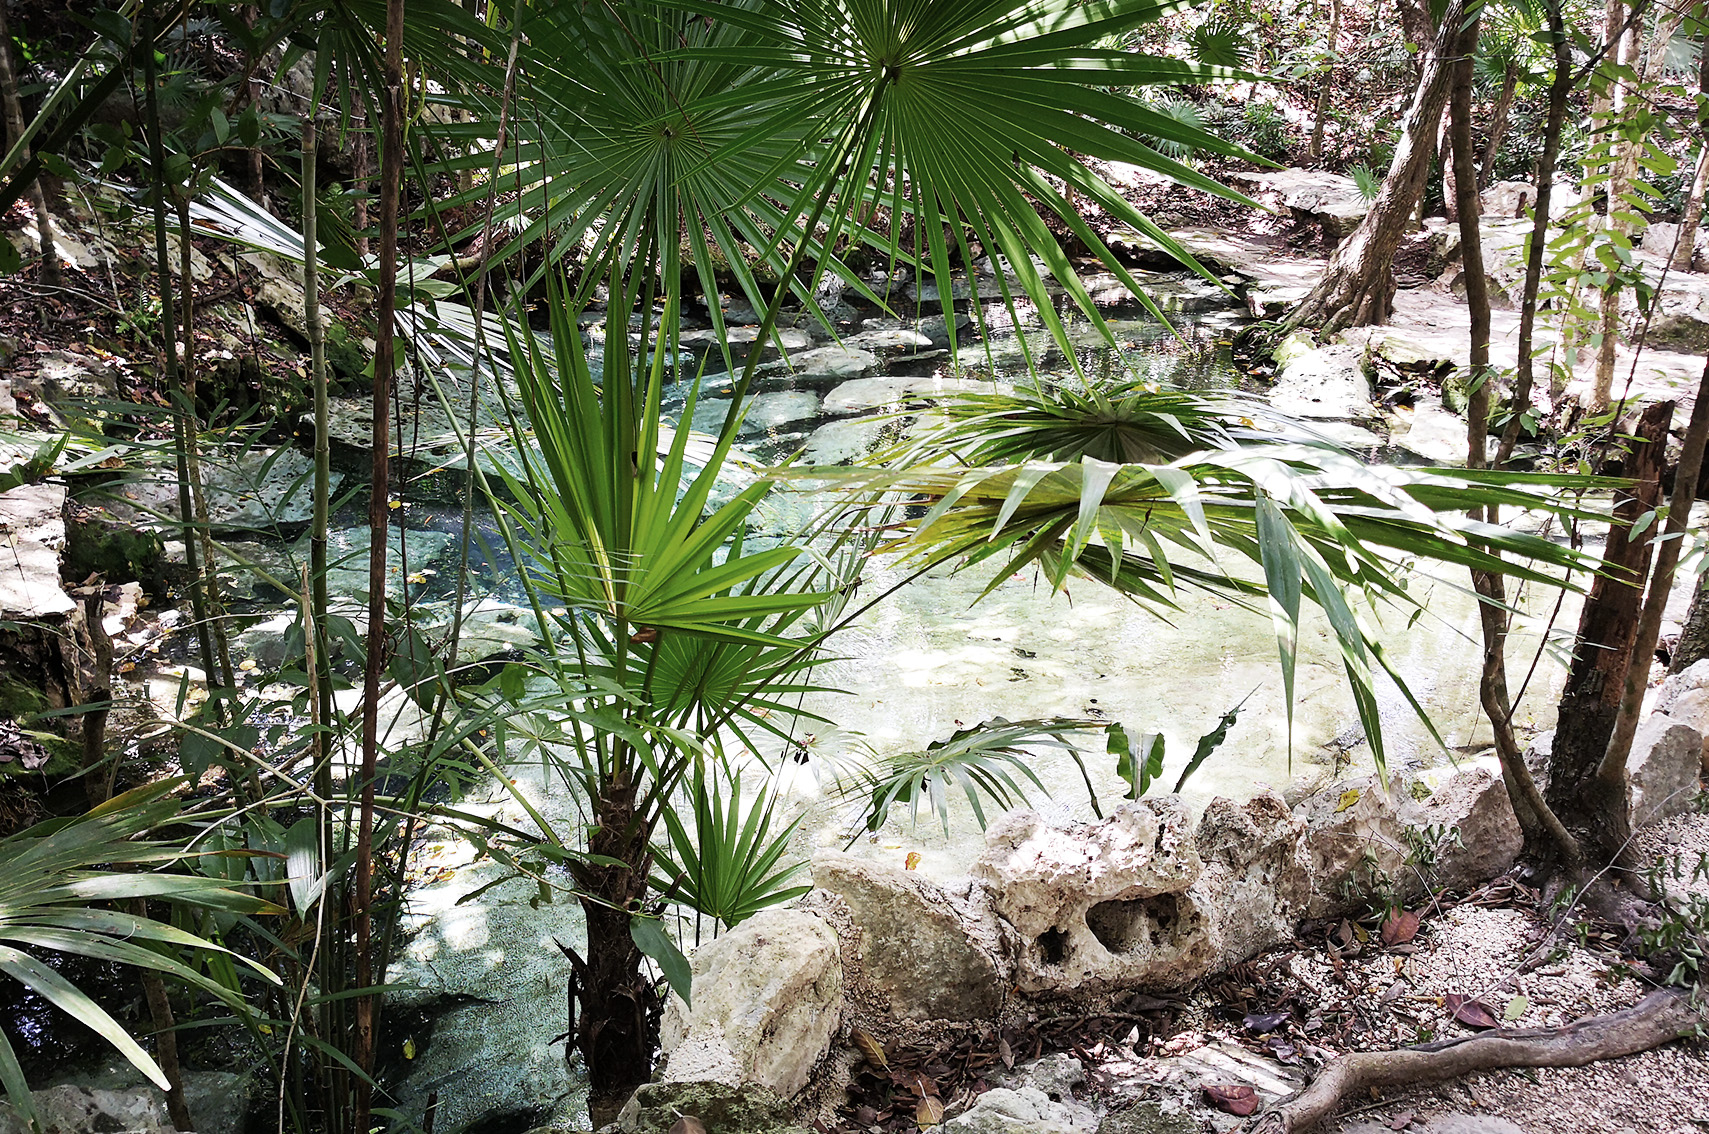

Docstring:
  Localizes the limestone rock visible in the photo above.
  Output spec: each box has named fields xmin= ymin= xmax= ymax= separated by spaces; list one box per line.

xmin=0 ymin=1085 xmax=173 ymax=1134
xmin=660 ymin=909 xmax=843 ymax=1098
xmin=992 ymin=1056 xmax=1097 ymax=1131
xmin=1409 ymin=767 xmax=1522 ymax=892
xmin=821 ymin=375 xmax=995 ymax=416
xmin=811 ymin=852 xmax=1006 ymax=1021
xmin=1294 ymin=776 xmax=1407 ymax=916
xmin=1227 ymin=169 xmax=1369 ymax=243
xmin=1654 ymin=660 xmax=1709 ymax=771
xmin=0 ymin=484 xmax=73 ymax=619
xmin=1095 ymin=1102 xmax=1202 ymax=1134
xmin=1193 ymin=793 xmax=1310 ymax=966
xmin=1267 ymin=339 xmax=1374 ymax=422
xmin=1626 ymin=713 xmax=1703 ymax=827
xmin=944 ymin=1087 xmax=1084 ymax=1134
xmin=802 ymin=418 xmax=888 ymax=466
xmin=1648 ymin=270 xmax=1709 ymax=353
xmin=615 ymin=1080 xmax=807 ymax=1134
xmin=972 ymin=798 xmax=1214 ymax=994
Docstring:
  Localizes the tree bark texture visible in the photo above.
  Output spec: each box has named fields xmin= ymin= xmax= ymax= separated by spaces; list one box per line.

xmin=1309 ymin=0 xmax=1342 ymax=162
xmin=1478 ymin=62 xmax=1520 ymax=191
xmin=0 ymin=0 xmax=57 ymax=289
xmin=1674 ymin=11 xmax=1708 ymax=272
xmin=1548 ymin=400 xmax=1672 ymax=823
xmin=1284 ymin=0 xmax=1464 ymax=336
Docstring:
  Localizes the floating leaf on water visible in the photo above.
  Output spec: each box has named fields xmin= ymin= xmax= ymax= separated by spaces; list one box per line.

xmin=916 ymin=1097 xmax=945 ymax=1129
xmin=1444 ymin=993 xmax=1498 ymax=1029
xmin=1204 ymin=1084 xmax=1259 ymax=1116
xmin=1380 ymin=909 xmax=1420 ymax=946
xmin=402 ymin=1037 xmax=416 ymax=1060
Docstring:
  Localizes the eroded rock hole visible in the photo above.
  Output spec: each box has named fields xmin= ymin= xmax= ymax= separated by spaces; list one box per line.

xmin=1086 ymin=894 xmax=1181 ymax=952
xmin=1037 ymin=926 xmax=1070 ymax=965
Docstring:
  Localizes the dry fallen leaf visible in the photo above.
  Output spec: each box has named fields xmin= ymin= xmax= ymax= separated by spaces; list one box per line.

xmin=1204 ymin=1084 xmax=1259 ymax=1116
xmin=1388 ymin=1109 xmax=1415 ymax=1130
xmin=1445 ymin=993 xmax=1499 ymax=1029
xmin=998 ymin=1036 xmax=1015 ymax=1069
xmin=851 ymin=1028 xmax=888 ymax=1070
xmin=668 ymin=1117 xmax=707 ymax=1134
xmin=1243 ymin=1011 xmax=1290 ymax=1033
xmin=1335 ymin=787 xmax=1362 ymax=813
xmin=1380 ymin=909 xmax=1420 ymax=946
xmin=916 ymin=1097 xmax=945 ymax=1129
xmin=905 ymin=851 xmax=922 ymax=870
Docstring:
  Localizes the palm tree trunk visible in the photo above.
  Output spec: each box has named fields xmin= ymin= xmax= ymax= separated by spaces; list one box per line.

xmin=1284 ymin=0 xmax=1464 ymax=335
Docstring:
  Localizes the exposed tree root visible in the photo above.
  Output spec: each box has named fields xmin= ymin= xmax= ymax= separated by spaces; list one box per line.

xmin=1251 ymin=987 xmax=1705 ymax=1133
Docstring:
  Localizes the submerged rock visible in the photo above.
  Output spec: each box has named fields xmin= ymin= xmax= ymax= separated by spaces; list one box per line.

xmin=812 ymin=852 xmax=1006 ymax=1021
xmin=659 ymin=909 xmax=843 ymax=1098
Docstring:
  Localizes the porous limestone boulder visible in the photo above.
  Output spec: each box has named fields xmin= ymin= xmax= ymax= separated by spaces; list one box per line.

xmin=1626 ymin=713 xmax=1704 ymax=827
xmin=659 ymin=909 xmax=842 ymax=1098
xmin=944 ymin=1087 xmax=1086 ymax=1134
xmin=811 ymin=852 xmax=1006 ymax=1021
xmin=1408 ymin=766 xmax=1523 ymax=892
xmin=0 ymin=1085 xmax=173 ymax=1134
xmin=1654 ymin=660 xmax=1709 ymax=771
xmin=972 ymin=798 xmax=1214 ymax=994
xmin=1192 ymin=793 xmax=1311 ymax=966
xmin=614 ymin=1080 xmax=806 ymax=1134
xmin=1294 ymin=776 xmax=1408 ymax=916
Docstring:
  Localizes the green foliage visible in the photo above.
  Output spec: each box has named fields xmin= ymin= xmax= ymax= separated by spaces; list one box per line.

xmin=844 ymin=717 xmax=1107 ymax=839
xmin=652 ymin=761 xmax=811 ymax=933
xmin=1349 ymin=163 xmax=1382 ymax=203
xmin=0 ymin=781 xmax=282 ymax=1126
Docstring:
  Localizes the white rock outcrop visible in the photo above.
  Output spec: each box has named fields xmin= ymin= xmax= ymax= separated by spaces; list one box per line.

xmin=1654 ymin=660 xmax=1709 ymax=772
xmin=1409 ymin=767 xmax=1523 ymax=892
xmin=811 ymin=852 xmax=1007 ymax=1021
xmin=1626 ymin=714 xmax=1704 ymax=827
xmin=1193 ymin=793 xmax=1312 ymax=966
xmin=658 ymin=909 xmax=843 ymax=1098
xmin=1294 ymin=776 xmax=1407 ymax=916
xmin=972 ymin=798 xmax=1214 ymax=994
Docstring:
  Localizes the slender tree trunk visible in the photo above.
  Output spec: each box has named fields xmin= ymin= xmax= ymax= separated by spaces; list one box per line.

xmin=1673 ymin=570 xmax=1709 ymax=672
xmin=1453 ymin=10 xmax=1581 ymax=864
xmin=1673 ymin=13 xmax=1708 ymax=271
xmin=132 ymin=900 xmax=192 ymax=1131
xmin=351 ymin=88 xmax=371 ymax=262
xmin=1310 ymin=0 xmax=1342 ymax=162
xmin=0 ymin=0 xmax=57 ymax=289
xmin=354 ymin=0 xmax=406 ymax=1126
xmin=1284 ymin=0 xmax=1464 ymax=335
xmin=1478 ymin=62 xmax=1520 ymax=191
xmin=1548 ymin=401 xmax=1672 ymax=820
xmin=1508 ymin=0 xmax=1573 ymax=457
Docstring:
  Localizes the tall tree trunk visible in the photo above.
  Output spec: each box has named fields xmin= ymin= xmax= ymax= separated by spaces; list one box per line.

xmin=1673 ymin=11 xmax=1708 ymax=271
xmin=1284 ymin=0 xmax=1464 ymax=335
xmin=1478 ymin=62 xmax=1520 ymax=191
xmin=1507 ymin=0 xmax=1574 ymax=458
xmin=0 ymin=0 xmax=57 ymax=289
xmin=354 ymin=0 xmax=406 ymax=1128
xmin=1452 ymin=10 xmax=1581 ymax=864
xmin=1548 ymin=400 xmax=1672 ymax=822
xmin=1310 ymin=0 xmax=1342 ymax=162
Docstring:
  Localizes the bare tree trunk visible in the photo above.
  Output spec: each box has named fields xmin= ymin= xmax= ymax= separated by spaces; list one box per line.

xmin=353 ymin=0 xmax=406 ymax=1126
xmin=1589 ymin=0 xmax=1637 ymax=413
xmin=132 ymin=899 xmax=193 ymax=1132
xmin=1309 ymin=0 xmax=1342 ymax=163
xmin=1284 ymin=0 xmax=1464 ymax=335
xmin=1673 ymin=12 xmax=1708 ymax=271
xmin=1453 ymin=10 xmax=1581 ymax=864
xmin=1478 ymin=62 xmax=1520 ymax=190
xmin=0 ymin=0 xmax=57 ymax=289
xmin=1508 ymin=0 xmax=1574 ymax=451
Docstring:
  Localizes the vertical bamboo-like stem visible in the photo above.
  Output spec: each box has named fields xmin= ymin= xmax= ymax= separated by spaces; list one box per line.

xmin=141 ymin=9 xmax=220 ymax=699
xmin=131 ymin=898 xmax=192 ymax=1131
xmin=354 ymin=0 xmax=407 ymax=1125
